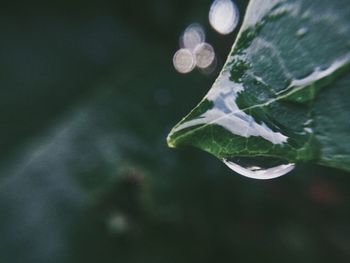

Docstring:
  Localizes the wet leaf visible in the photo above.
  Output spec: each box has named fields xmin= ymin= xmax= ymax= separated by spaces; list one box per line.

xmin=3 ymin=2 xmax=350 ymax=263
xmin=167 ymin=0 xmax=350 ymax=175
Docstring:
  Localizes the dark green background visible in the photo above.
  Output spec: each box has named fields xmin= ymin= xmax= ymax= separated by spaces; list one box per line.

xmin=1 ymin=1 xmax=350 ymax=262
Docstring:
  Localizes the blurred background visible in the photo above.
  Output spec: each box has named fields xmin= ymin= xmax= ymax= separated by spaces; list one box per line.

xmin=1 ymin=1 xmax=350 ymax=262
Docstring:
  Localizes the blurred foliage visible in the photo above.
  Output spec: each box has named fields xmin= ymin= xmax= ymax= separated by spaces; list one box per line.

xmin=0 ymin=1 xmax=350 ymax=263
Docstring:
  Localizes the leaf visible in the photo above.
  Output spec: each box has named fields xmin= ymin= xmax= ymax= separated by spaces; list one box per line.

xmin=167 ymin=0 xmax=350 ymax=173
xmin=3 ymin=2 xmax=350 ymax=263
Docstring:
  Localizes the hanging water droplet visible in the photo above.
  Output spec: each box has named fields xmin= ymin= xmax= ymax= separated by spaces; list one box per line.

xmin=223 ymin=156 xmax=295 ymax=179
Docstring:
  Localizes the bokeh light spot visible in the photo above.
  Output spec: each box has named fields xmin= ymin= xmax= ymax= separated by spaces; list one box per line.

xmin=181 ymin=23 xmax=206 ymax=51
xmin=194 ymin=43 xmax=215 ymax=69
xmin=173 ymin=48 xmax=195 ymax=73
xmin=209 ymin=0 xmax=239 ymax=35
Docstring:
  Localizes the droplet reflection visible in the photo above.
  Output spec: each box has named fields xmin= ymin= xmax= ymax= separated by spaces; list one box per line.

xmin=173 ymin=48 xmax=195 ymax=73
xmin=209 ymin=0 xmax=239 ymax=35
xmin=223 ymin=157 xmax=295 ymax=180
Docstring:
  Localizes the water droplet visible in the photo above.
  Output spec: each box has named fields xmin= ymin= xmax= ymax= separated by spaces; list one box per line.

xmin=209 ymin=0 xmax=239 ymax=35
xmin=194 ymin=42 xmax=215 ymax=69
xmin=181 ymin=23 xmax=205 ymax=51
xmin=296 ymin=27 xmax=308 ymax=38
xmin=223 ymin=156 xmax=295 ymax=179
xmin=173 ymin=48 xmax=195 ymax=73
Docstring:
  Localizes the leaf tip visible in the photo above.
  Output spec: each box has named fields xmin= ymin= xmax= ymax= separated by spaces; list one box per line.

xmin=166 ymin=132 xmax=177 ymax=148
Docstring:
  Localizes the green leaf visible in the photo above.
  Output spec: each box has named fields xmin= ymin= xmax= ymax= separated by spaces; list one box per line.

xmin=167 ymin=0 xmax=350 ymax=174
xmin=4 ymin=2 xmax=350 ymax=263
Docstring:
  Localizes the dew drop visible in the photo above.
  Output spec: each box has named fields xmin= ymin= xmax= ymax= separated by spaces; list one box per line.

xmin=223 ymin=156 xmax=295 ymax=180
xmin=296 ymin=27 xmax=308 ymax=38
